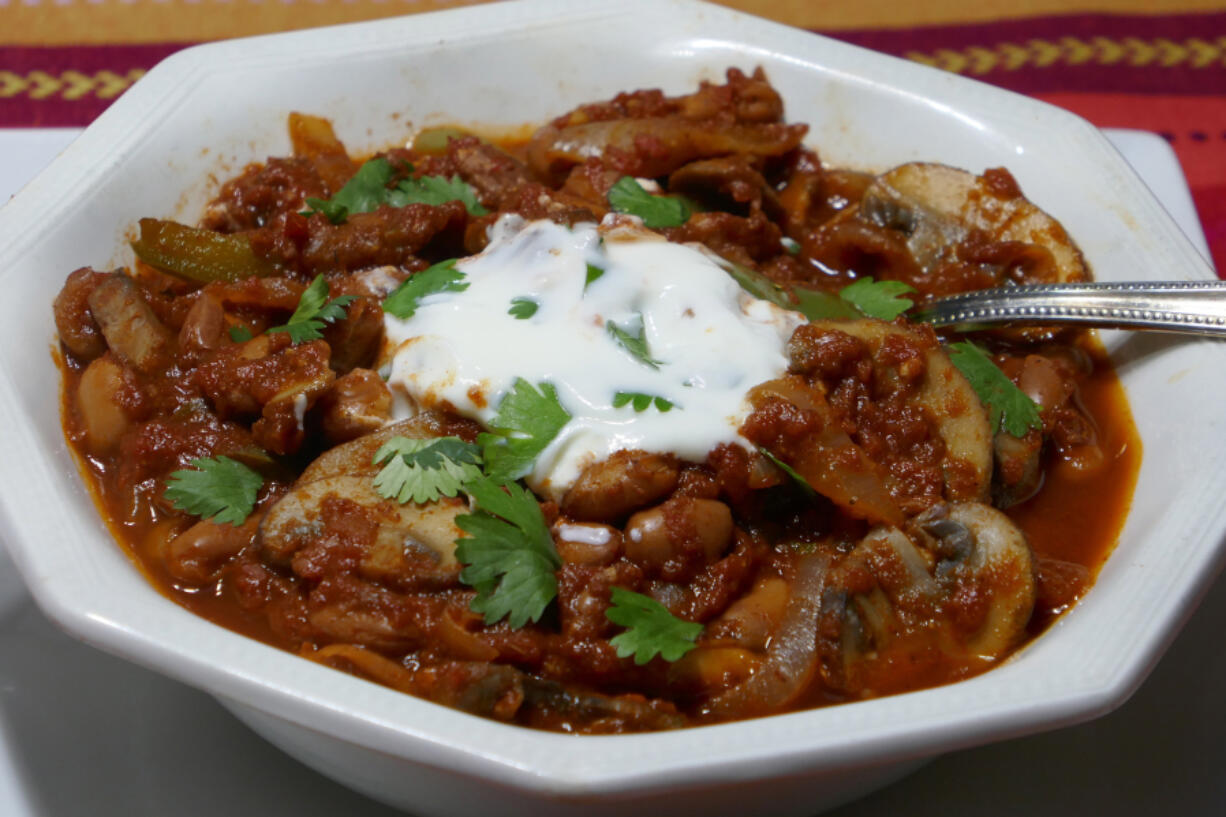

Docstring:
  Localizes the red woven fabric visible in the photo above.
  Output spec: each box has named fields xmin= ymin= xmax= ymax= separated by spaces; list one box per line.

xmin=2 ymin=11 xmax=1221 ymax=271
xmin=826 ymin=12 xmax=1226 ymax=273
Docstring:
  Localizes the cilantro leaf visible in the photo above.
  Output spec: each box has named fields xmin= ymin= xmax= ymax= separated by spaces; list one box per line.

xmin=390 ymin=174 xmax=488 ymax=217
xmin=781 ymin=236 xmax=801 ymax=256
xmin=372 ymin=436 xmax=483 ymax=505
xmin=478 ymin=379 xmax=572 ymax=483
xmin=382 ymin=259 xmax=467 ymax=320
xmin=613 ymin=391 xmax=675 ymax=412
xmin=228 ymin=325 xmax=253 ymax=343
xmin=303 ymin=157 xmax=397 ymax=224
xmin=607 ymin=177 xmax=690 ymax=229
xmin=792 ymin=287 xmax=860 ymax=320
xmin=607 ymin=315 xmax=662 ymax=369
xmin=584 ymin=262 xmax=605 ymax=291
xmin=268 ymin=275 xmax=356 ymax=344
xmin=758 ymin=447 xmax=816 ymax=496
xmin=839 ymin=277 xmax=916 ymax=320
xmin=606 ymin=587 xmax=702 ymax=665
xmin=455 ymin=475 xmax=560 ymax=628
xmin=508 ymin=297 xmax=539 ymax=320
xmin=164 ymin=456 xmax=263 ymax=526
xmin=947 ymin=341 xmax=1043 ymax=437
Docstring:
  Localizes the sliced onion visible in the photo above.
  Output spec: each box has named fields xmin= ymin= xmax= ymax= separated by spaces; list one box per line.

xmin=704 ymin=552 xmax=828 ymax=717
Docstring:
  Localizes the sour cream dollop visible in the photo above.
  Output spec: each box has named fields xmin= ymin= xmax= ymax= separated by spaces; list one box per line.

xmin=382 ymin=217 xmax=805 ymax=499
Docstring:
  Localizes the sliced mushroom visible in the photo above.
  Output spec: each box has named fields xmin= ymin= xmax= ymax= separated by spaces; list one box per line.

xmin=87 ymin=273 xmax=175 ymax=374
xmin=259 ymin=416 xmax=470 ymax=580
xmin=809 ymin=319 xmax=992 ymax=503
xmin=828 ymin=500 xmax=1036 ymax=693
xmin=859 ymin=162 xmax=1089 ymax=284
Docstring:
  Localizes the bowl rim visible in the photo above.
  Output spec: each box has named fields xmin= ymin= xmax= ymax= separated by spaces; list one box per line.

xmin=1 ymin=0 xmax=1224 ymax=797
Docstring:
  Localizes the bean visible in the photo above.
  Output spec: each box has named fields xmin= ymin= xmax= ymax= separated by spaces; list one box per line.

xmin=76 ymin=356 xmax=135 ymax=455
xmin=623 ymin=498 xmax=733 ymax=579
xmin=317 ymin=368 xmax=392 ymax=444
xmin=561 ymin=450 xmax=678 ymax=522
xmin=552 ymin=522 xmax=622 ymax=566
xmin=166 ymin=516 xmax=258 ymax=585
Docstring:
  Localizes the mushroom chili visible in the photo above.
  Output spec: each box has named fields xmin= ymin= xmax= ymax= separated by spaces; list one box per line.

xmin=54 ymin=68 xmax=1139 ymax=733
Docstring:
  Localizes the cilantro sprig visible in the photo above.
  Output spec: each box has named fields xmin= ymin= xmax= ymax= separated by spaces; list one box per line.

xmin=304 ymin=157 xmax=488 ymax=224
xmin=455 ymin=475 xmax=561 ymax=628
xmin=948 ymin=341 xmax=1043 ymax=437
xmin=303 ymin=158 xmax=398 ymax=223
xmin=721 ymin=259 xmax=917 ymax=322
xmin=839 ymin=277 xmax=916 ymax=320
xmin=478 ymin=379 xmax=572 ymax=484
xmin=607 ymin=315 xmax=663 ymax=369
xmin=372 ymin=436 xmax=483 ymax=505
xmin=606 ymin=587 xmax=703 ymax=665
xmin=164 ymin=456 xmax=264 ymax=526
xmin=613 ymin=391 xmax=675 ymax=413
xmin=382 ymin=259 xmax=468 ymax=320
xmin=393 ymin=174 xmax=488 ymax=216
xmin=268 ymin=275 xmax=356 ymax=344
xmin=607 ymin=177 xmax=690 ymax=229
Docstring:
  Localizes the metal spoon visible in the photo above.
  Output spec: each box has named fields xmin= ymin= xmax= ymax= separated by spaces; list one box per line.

xmin=912 ymin=280 xmax=1226 ymax=336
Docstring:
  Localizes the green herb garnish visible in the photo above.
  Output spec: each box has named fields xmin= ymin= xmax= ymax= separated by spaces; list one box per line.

xmin=584 ymin=262 xmax=606 ymax=291
xmin=606 ymin=587 xmax=702 ymax=665
xmin=839 ymin=277 xmax=916 ymax=320
xmin=164 ymin=456 xmax=263 ymax=526
xmin=372 ymin=436 xmax=483 ymax=505
xmin=391 ymin=174 xmax=488 ymax=217
xmin=508 ymin=297 xmax=539 ymax=320
xmin=758 ymin=447 xmax=816 ymax=496
xmin=268 ymin=275 xmax=356 ymax=344
xmin=382 ymin=259 xmax=468 ymax=320
xmin=613 ymin=391 xmax=675 ymax=412
xmin=455 ymin=475 xmax=560 ymax=628
xmin=303 ymin=158 xmax=398 ymax=224
xmin=947 ymin=341 xmax=1043 ymax=437
xmin=607 ymin=315 xmax=662 ymax=369
xmin=478 ymin=379 xmax=572 ymax=483
xmin=227 ymin=325 xmax=254 ymax=343
xmin=607 ymin=177 xmax=690 ymax=229
xmin=304 ymin=157 xmax=488 ymax=222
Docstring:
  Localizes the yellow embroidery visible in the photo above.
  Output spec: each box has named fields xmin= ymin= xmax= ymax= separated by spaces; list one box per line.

xmin=907 ymin=36 xmax=1226 ymax=75
xmin=0 ymin=69 xmax=145 ymax=101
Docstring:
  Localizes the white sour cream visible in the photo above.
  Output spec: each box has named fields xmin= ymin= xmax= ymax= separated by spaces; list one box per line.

xmin=382 ymin=217 xmax=805 ymax=499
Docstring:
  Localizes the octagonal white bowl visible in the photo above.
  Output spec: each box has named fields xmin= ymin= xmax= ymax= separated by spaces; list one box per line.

xmin=0 ymin=1 xmax=1223 ymax=814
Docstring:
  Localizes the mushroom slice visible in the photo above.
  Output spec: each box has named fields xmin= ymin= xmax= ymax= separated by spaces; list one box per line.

xmin=809 ymin=319 xmax=992 ymax=503
xmin=917 ymin=501 xmax=1036 ymax=659
xmin=259 ymin=416 xmax=470 ymax=576
xmin=831 ymin=500 xmax=1036 ymax=692
xmin=859 ymin=162 xmax=1089 ymax=284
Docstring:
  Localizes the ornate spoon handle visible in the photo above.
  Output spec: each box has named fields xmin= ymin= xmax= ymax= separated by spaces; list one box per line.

xmin=913 ymin=281 xmax=1226 ymax=336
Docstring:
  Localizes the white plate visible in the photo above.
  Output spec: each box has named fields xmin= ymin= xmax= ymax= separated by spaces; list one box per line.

xmin=0 ymin=127 xmax=1215 ymax=816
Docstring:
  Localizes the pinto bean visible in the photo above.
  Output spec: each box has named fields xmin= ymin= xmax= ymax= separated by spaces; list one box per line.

xmin=166 ymin=515 xmax=260 ymax=585
xmin=705 ymin=576 xmax=790 ymax=651
xmin=561 ymin=450 xmax=679 ymax=522
xmin=76 ymin=355 xmax=141 ymax=455
xmin=178 ymin=292 xmax=227 ymax=361
xmin=552 ymin=521 xmax=622 ymax=566
xmin=317 ymin=368 xmax=392 ymax=445
xmin=623 ymin=497 xmax=733 ymax=581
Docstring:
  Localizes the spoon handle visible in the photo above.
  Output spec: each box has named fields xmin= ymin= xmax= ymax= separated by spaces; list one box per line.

xmin=913 ymin=280 xmax=1226 ymax=336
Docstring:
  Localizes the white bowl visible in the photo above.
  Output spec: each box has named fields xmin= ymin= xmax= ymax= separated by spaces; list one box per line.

xmin=0 ymin=1 xmax=1222 ymax=814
